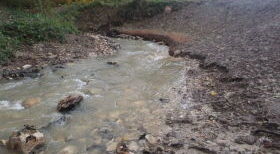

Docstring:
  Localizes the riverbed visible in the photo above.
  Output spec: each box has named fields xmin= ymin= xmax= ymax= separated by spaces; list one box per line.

xmin=0 ymin=39 xmax=185 ymax=153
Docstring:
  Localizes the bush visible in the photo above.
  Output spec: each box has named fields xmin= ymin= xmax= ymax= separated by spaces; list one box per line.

xmin=0 ymin=32 xmax=18 ymax=64
xmin=0 ymin=13 xmax=78 ymax=44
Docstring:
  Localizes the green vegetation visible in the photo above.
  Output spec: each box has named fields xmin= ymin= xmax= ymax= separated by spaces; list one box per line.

xmin=1 ymin=13 xmax=77 ymax=44
xmin=0 ymin=0 xmax=182 ymax=64
xmin=0 ymin=7 xmax=77 ymax=64
xmin=0 ymin=32 xmax=19 ymax=63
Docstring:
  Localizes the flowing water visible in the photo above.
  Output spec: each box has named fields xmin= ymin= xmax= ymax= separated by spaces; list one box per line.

xmin=0 ymin=39 xmax=185 ymax=153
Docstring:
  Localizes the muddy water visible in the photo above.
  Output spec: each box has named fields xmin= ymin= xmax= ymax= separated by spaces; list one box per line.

xmin=0 ymin=39 xmax=184 ymax=153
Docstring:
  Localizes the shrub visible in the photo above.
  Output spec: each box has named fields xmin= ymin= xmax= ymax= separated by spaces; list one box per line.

xmin=0 ymin=32 xmax=18 ymax=64
xmin=0 ymin=13 xmax=78 ymax=44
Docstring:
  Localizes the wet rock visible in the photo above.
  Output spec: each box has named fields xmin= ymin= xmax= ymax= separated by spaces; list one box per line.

xmin=235 ymin=135 xmax=257 ymax=145
xmin=58 ymin=145 xmax=78 ymax=154
xmin=128 ymin=141 xmax=139 ymax=152
xmin=41 ymin=115 xmax=70 ymax=130
xmin=22 ymin=97 xmax=41 ymax=108
xmin=22 ymin=64 xmax=32 ymax=70
xmin=6 ymin=125 xmax=45 ymax=154
xmin=107 ymin=61 xmax=119 ymax=66
xmin=145 ymin=134 xmax=157 ymax=145
xmin=57 ymin=95 xmax=83 ymax=112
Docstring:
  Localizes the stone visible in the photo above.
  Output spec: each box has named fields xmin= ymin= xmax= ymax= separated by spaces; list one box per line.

xmin=22 ymin=64 xmax=32 ymax=70
xmin=210 ymin=91 xmax=218 ymax=96
xmin=145 ymin=134 xmax=157 ymax=145
xmin=106 ymin=140 xmax=118 ymax=152
xmin=107 ymin=61 xmax=119 ymax=66
xmin=128 ymin=141 xmax=139 ymax=152
xmin=22 ymin=97 xmax=41 ymax=108
xmin=58 ymin=145 xmax=78 ymax=154
xmin=57 ymin=95 xmax=83 ymax=112
xmin=6 ymin=125 xmax=45 ymax=154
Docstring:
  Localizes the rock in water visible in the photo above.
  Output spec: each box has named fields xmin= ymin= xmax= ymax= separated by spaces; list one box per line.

xmin=107 ymin=61 xmax=119 ymax=66
xmin=57 ymin=95 xmax=83 ymax=112
xmin=6 ymin=125 xmax=45 ymax=154
xmin=22 ymin=97 xmax=41 ymax=108
xmin=22 ymin=64 xmax=32 ymax=70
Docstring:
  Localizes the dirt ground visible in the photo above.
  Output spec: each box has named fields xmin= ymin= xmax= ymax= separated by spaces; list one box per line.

xmin=0 ymin=34 xmax=119 ymax=79
xmin=119 ymin=0 xmax=280 ymax=153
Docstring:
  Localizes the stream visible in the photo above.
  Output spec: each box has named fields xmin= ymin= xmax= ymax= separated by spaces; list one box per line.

xmin=0 ymin=39 xmax=185 ymax=153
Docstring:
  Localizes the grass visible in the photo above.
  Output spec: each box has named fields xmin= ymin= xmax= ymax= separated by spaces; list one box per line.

xmin=1 ymin=12 xmax=78 ymax=44
xmin=0 ymin=7 xmax=78 ymax=64
xmin=0 ymin=32 xmax=19 ymax=63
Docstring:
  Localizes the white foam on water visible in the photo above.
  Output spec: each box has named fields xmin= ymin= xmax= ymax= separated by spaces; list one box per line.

xmin=0 ymin=78 xmax=34 ymax=91
xmin=73 ymin=79 xmax=87 ymax=89
xmin=0 ymin=100 xmax=24 ymax=110
xmin=0 ymin=81 xmax=24 ymax=90
xmin=80 ymin=92 xmax=90 ymax=98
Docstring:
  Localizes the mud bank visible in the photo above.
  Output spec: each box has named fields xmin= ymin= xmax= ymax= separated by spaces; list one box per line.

xmin=0 ymin=34 xmax=119 ymax=80
xmin=110 ymin=29 xmax=188 ymax=56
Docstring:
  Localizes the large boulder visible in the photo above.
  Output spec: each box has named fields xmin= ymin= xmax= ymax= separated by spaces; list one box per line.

xmin=6 ymin=125 xmax=45 ymax=154
xmin=57 ymin=95 xmax=83 ymax=112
